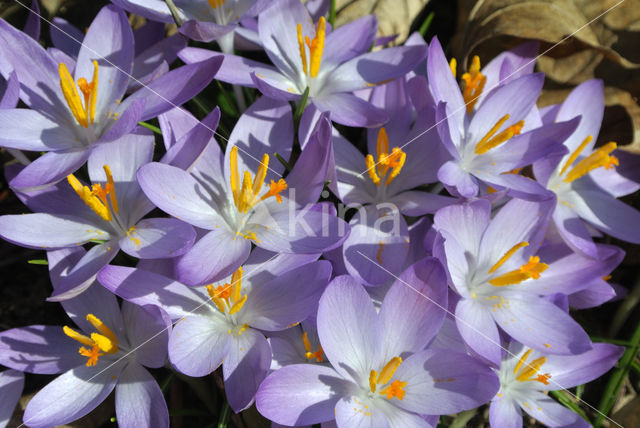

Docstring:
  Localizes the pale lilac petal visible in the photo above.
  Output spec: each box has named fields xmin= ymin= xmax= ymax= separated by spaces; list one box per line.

xmin=50 ymin=17 xmax=84 ymax=57
xmin=0 ymin=370 xmax=23 ymax=428
xmin=539 ymin=343 xmax=623 ymax=390
xmin=317 ymin=276 xmax=381 ymax=385
xmin=433 ymin=199 xmax=491 ymax=258
xmin=455 ymin=299 xmax=502 ymax=365
xmin=168 ymin=315 xmax=230 ymax=377
xmin=568 ymin=279 xmax=617 ymax=309
xmin=257 ymin=364 xmax=351 ymax=426
xmin=162 ymin=107 xmax=221 ymax=170
xmin=343 ymin=204 xmax=409 ymax=286
xmin=0 ymin=109 xmax=77 ymax=151
xmin=23 ymin=363 xmax=122 ymax=428
xmin=427 ymin=37 xmax=465 ymax=129
xmin=520 ymin=391 xmax=588 ymax=427
xmin=0 ymin=326 xmax=82 ymax=374
xmin=552 ymin=200 xmax=598 ymax=258
xmin=179 ymin=20 xmax=234 ymax=43
xmin=492 ymin=296 xmax=591 ymax=355
xmin=175 ymin=228 xmax=251 ymax=286
xmin=60 ymin=282 xmax=124 ymax=338
xmin=0 ymin=71 xmax=19 ymax=109
xmin=115 ymin=363 xmax=169 ymax=428
xmin=75 ymin=5 xmax=134 ymax=119
xmin=394 ymin=349 xmax=499 ymax=415
xmin=390 ymin=191 xmax=456 ymax=216
xmin=158 ymin=106 xmax=197 ymax=149
xmin=437 ymin=160 xmax=478 ymax=198
xmin=251 ymin=71 xmax=300 ymax=100
xmin=556 ymin=79 xmax=604 ymax=154
xmin=110 ymin=0 xmax=173 ymax=23
xmin=313 ymin=93 xmax=387 ymax=127
xmin=119 ymin=217 xmax=195 ymax=259
xmin=223 ymin=329 xmax=271 ymax=411
xmin=10 ymin=149 xmax=90 ymax=190
xmin=323 ymin=15 xmax=376 ymax=66
xmin=126 ymin=303 xmax=170 ymax=368
xmin=137 ymin=162 xmax=224 ymax=229
xmin=379 ymin=258 xmax=448 ymax=359
xmin=240 ymin=261 xmax=331 ymax=330
xmin=335 ymin=396 xmax=389 ymax=428
xmin=0 ymin=213 xmax=107 ymax=249
xmin=489 ymin=396 xmax=523 ymax=428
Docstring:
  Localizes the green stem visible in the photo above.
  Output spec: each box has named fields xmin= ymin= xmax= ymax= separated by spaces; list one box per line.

xmin=274 ymin=152 xmax=293 ymax=173
xmin=595 ymin=319 xmax=640 ymax=427
xmin=139 ymin=121 xmax=162 ymax=135
xmin=27 ymin=259 xmax=48 ymax=265
xmin=164 ymin=0 xmax=183 ymax=26
xmin=294 ymin=86 xmax=310 ymax=127
xmin=217 ymin=401 xmax=231 ymax=428
xmin=590 ymin=336 xmax=633 ymax=347
xmin=329 ymin=0 xmax=336 ymax=27
xmin=419 ymin=11 xmax=435 ymax=38
xmin=550 ymin=390 xmax=590 ymax=423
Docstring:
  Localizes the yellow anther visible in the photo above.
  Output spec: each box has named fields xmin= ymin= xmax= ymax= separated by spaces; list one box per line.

xmin=461 ymin=55 xmax=486 ymax=113
xmin=515 ymin=350 xmax=550 ymax=385
xmin=377 ymin=356 xmax=402 ymax=385
xmin=230 ymin=267 xmax=243 ymax=303
xmin=67 ymin=174 xmax=112 ymax=222
xmin=563 ymin=142 xmax=619 ymax=183
xmin=366 ymin=154 xmax=381 ymax=185
xmin=514 ymin=349 xmax=533 ymax=374
xmin=228 ymin=294 xmax=247 ymax=315
xmin=59 ymin=60 xmax=98 ymax=128
xmin=369 ymin=370 xmax=378 ymax=393
xmin=212 ymin=296 xmax=227 ymax=313
xmin=475 ymin=114 xmax=525 ymax=155
xmin=559 ymin=135 xmax=593 ymax=176
xmin=103 ymin=165 xmax=118 ymax=214
xmin=86 ymin=314 xmax=118 ymax=344
xmin=489 ymin=256 xmax=548 ymax=287
xmin=297 ymin=17 xmax=326 ymax=78
xmin=90 ymin=333 xmax=117 ymax=353
xmin=449 ymin=58 xmax=457 ymax=78
xmin=302 ymin=331 xmax=312 ymax=353
xmin=208 ymin=0 xmax=225 ymax=8
xmin=63 ymin=326 xmax=94 ymax=347
xmin=297 ymin=23 xmax=308 ymax=75
xmin=489 ymin=242 xmax=529 ymax=274
xmin=229 ymin=146 xmax=287 ymax=213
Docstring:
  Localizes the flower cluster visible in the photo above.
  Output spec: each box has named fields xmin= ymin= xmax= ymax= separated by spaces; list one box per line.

xmin=0 ymin=1 xmax=635 ymax=427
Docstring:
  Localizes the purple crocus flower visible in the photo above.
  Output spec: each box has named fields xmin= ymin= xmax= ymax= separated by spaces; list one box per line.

xmin=433 ymin=198 xmax=599 ymax=365
xmin=0 ymin=5 xmax=221 ymax=189
xmin=533 ymin=79 xmax=640 ymax=257
xmin=179 ymin=0 xmax=427 ymax=127
xmin=0 ymin=369 xmax=23 ymax=428
xmin=0 ymin=248 xmax=171 ymax=428
xmin=137 ymin=97 xmax=347 ymax=286
xmin=426 ymin=37 xmax=577 ymax=200
xmin=98 ymin=249 xmax=332 ymax=412
xmin=111 ymin=0 xmax=264 ymax=51
xmin=490 ymin=341 xmax=623 ymax=427
xmin=257 ymin=260 xmax=500 ymax=427
xmin=0 ymin=134 xmax=196 ymax=300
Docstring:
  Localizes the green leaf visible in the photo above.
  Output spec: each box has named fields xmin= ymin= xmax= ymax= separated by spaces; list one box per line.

xmin=139 ymin=121 xmax=162 ymax=135
xmin=419 ymin=11 xmax=435 ymax=37
xmin=27 ymin=259 xmax=48 ymax=265
xmin=550 ymin=390 xmax=590 ymax=423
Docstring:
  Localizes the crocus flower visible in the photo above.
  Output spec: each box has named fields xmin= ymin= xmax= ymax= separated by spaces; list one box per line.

xmin=257 ymin=260 xmax=500 ymax=427
xmin=490 ymin=341 xmax=623 ymax=428
xmin=0 ymin=248 xmax=171 ymax=428
xmin=0 ymin=133 xmax=196 ymax=300
xmin=533 ymin=79 xmax=640 ymax=257
xmin=427 ymin=37 xmax=577 ymax=200
xmin=98 ymin=249 xmax=332 ymax=411
xmin=0 ymin=370 xmax=23 ymax=428
xmin=137 ymin=97 xmax=347 ymax=286
xmin=111 ymin=0 xmax=264 ymax=51
xmin=433 ymin=198 xmax=597 ymax=365
xmin=0 ymin=5 xmax=221 ymax=189
xmin=333 ymin=78 xmax=453 ymax=286
xmin=179 ymin=0 xmax=427 ymax=127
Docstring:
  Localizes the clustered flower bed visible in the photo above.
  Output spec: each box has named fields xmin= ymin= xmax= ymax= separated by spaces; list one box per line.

xmin=0 ymin=1 xmax=638 ymax=427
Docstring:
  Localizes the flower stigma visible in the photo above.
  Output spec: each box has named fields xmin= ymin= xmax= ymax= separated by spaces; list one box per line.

xmin=206 ymin=267 xmax=248 ymax=315
xmin=59 ymin=60 xmax=98 ymax=128
xmin=368 ymin=356 xmax=407 ymax=400
xmin=365 ymin=128 xmax=406 ymax=187
xmin=462 ymin=56 xmax=486 ymax=113
xmin=302 ymin=331 xmax=324 ymax=362
xmin=63 ymin=314 xmax=119 ymax=367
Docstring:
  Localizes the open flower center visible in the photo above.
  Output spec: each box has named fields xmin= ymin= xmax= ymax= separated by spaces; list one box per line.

xmin=206 ymin=267 xmax=248 ymax=316
xmin=302 ymin=331 xmax=324 ymax=362
xmin=365 ymin=128 xmax=407 ymax=186
xmin=487 ymin=241 xmax=548 ymax=286
xmin=368 ymin=356 xmax=407 ymax=400
xmin=67 ymin=165 xmax=119 ymax=222
xmin=59 ymin=61 xmax=98 ymax=128
xmin=475 ymin=114 xmax=525 ymax=155
xmin=514 ymin=349 xmax=551 ymax=385
xmin=229 ymin=146 xmax=287 ymax=217
xmin=558 ymin=135 xmax=619 ymax=184
xmin=63 ymin=314 xmax=119 ymax=367
xmin=297 ymin=16 xmax=326 ymax=79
